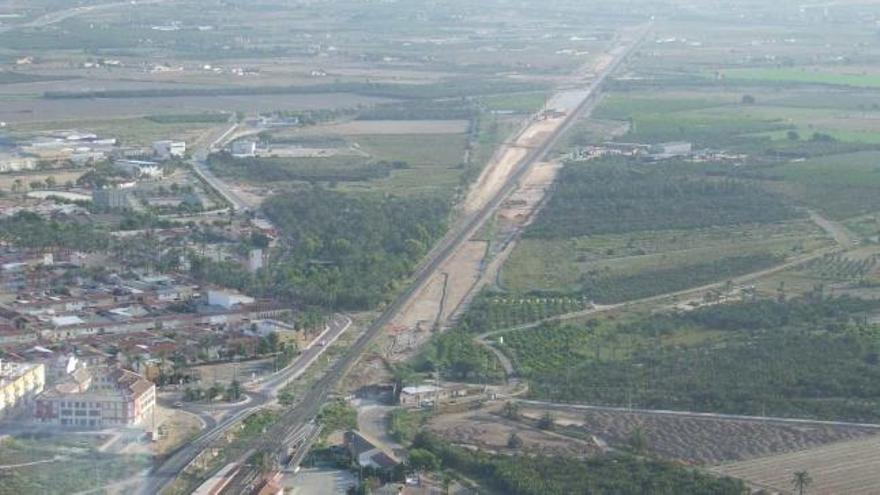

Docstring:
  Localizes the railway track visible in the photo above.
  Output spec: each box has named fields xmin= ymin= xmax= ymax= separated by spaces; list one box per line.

xmin=148 ymin=26 xmax=648 ymax=495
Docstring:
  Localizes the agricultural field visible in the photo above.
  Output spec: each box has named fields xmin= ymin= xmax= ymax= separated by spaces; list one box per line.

xmin=515 ymin=405 xmax=879 ymax=466
xmin=712 ymin=435 xmax=880 ymax=495
xmin=755 ymin=151 xmax=880 ymax=219
xmin=9 ymin=116 xmax=223 ymax=147
xmin=212 ymin=132 xmax=470 ymax=198
xmin=498 ymin=159 xmax=816 ymax=296
xmin=456 ymin=292 xmax=591 ymax=333
xmin=498 ymin=297 xmax=880 ymax=422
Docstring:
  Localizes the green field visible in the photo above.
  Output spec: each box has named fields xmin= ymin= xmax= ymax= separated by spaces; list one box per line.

xmin=721 ymin=67 xmax=880 ymax=88
xmin=478 ymin=91 xmax=550 ymax=114
xmin=765 ymin=151 xmax=880 ymax=186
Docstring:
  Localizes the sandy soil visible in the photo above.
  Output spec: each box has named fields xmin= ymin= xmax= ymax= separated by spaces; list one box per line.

xmin=386 ymin=240 xmax=487 ymax=362
xmin=152 ymin=406 xmax=203 ymax=457
xmin=427 ymin=405 xmax=601 ymax=458
xmin=461 ymin=146 xmax=528 ymax=215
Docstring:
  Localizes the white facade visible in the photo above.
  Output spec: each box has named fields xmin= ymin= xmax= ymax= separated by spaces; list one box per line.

xmin=153 ymin=140 xmax=186 ymax=159
xmin=0 ymin=362 xmax=46 ymax=417
xmin=115 ymin=159 xmax=163 ymax=178
xmin=207 ymin=289 xmax=255 ymax=309
xmin=231 ymin=140 xmax=257 ymax=157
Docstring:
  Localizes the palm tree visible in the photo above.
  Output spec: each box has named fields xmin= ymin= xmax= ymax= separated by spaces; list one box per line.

xmin=791 ymin=470 xmax=813 ymax=495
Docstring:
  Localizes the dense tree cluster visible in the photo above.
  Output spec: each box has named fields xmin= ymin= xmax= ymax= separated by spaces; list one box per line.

xmin=527 ymin=161 xmax=798 ymax=238
xmin=0 ymin=212 xmax=109 ymax=251
xmin=263 ymin=188 xmax=450 ymax=310
xmin=411 ymin=329 xmax=502 ymax=382
xmin=412 ymin=432 xmax=747 ymax=495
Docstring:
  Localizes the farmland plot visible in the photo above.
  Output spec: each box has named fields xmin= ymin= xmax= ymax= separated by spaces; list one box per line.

xmin=711 ymin=435 xmax=880 ymax=494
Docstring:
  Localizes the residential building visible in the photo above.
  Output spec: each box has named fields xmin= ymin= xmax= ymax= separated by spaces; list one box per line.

xmin=33 ymin=366 xmax=155 ymax=428
xmin=114 ymin=159 xmax=163 ymax=178
xmin=0 ymin=154 xmax=37 ymax=173
xmin=0 ymin=361 xmax=45 ymax=417
xmin=650 ymin=141 xmax=693 ymax=159
xmin=398 ymin=383 xmax=480 ymax=409
xmin=231 ymin=140 xmax=257 ymax=158
xmin=153 ymin=140 xmax=186 ymax=160
xmin=208 ymin=289 xmax=255 ymax=309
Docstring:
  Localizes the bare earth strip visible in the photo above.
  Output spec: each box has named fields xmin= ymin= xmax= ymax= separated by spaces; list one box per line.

xmin=711 ymin=435 xmax=880 ymax=494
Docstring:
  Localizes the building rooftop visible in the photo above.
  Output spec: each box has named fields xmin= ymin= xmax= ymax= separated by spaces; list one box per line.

xmin=401 ymin=385 xmax=441 ymax=395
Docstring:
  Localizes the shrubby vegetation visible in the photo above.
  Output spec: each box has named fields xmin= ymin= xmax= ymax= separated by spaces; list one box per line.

xmin=389 ymin=408 xmax=429 ymax=444
xmin=527 ymin=160 xmax=798 ymax=238
xmin=412 ymin=431 xmax=747 ymax=495
xmin=410 ymin=329 xmax=503 ymax=382
xmin=318 ymin=400 xmax=358 ymax=434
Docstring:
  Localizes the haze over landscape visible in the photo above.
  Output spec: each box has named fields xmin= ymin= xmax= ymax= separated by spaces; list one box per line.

xmin=2 ymin=1 xmax=880 ymax=494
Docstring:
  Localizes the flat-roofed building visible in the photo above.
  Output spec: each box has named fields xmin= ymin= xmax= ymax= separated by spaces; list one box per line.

xmin=33 ymin=367 xmax=155 ymax=428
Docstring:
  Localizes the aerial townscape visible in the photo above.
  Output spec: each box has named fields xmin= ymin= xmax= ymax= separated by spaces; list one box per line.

xmin=4 ymin=0 xmax=880 ymax=494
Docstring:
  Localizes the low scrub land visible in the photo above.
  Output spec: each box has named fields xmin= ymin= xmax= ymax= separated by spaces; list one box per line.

xmin=0 ymin=435 xmax=150 ymax=494
xmin=412 ymin=432 xmax=747 ymax=495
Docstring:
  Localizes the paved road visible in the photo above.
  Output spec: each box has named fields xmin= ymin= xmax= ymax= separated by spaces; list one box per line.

xmin=0 ymin=0 xmax=173 ymax=34
xmin=143 ymin=25 xmax=648 ymax=494
xmin=138 ymin=315 xmax=352 ymax=495
xmin=216 ymin=24 xmax=651 ymax=494
xmin=189 ymin=123 xmax=254 ymax=212
xmin=807 ymin=208 xmax=858 ymax=247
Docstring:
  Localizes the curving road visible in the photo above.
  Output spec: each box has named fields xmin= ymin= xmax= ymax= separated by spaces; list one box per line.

xmin=138 ymin=314 xmax=351 ymax=495
xmin=0 ymin=0 xmax=175 ymax=35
